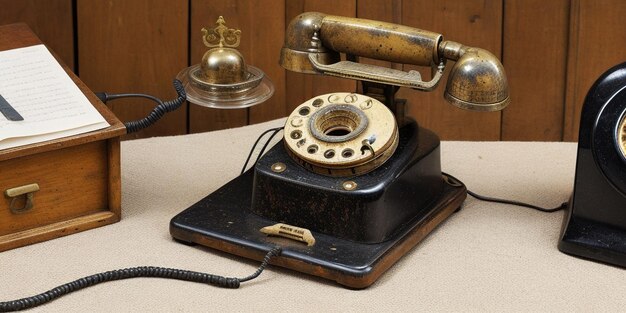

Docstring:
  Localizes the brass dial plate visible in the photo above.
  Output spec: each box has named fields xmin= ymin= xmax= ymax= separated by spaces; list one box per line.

xmin=284 ymin=92 xmax=398 ymax=177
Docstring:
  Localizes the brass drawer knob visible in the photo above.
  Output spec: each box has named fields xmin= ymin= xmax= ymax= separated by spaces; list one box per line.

xmin=4 ymin=183 xmax=40 ymax=214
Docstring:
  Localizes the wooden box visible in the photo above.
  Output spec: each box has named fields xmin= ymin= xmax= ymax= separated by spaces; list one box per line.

xmin=0 ymin=24 xmax=126 ymax=251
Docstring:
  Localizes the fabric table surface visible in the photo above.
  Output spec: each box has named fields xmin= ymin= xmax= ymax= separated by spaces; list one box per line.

xmin=1 ymin=118 xmax=624 ymax=312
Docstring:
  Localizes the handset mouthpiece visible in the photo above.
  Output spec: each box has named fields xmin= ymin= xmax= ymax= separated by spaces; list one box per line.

xmin=440 ymin=41 xmax=510 ymax=111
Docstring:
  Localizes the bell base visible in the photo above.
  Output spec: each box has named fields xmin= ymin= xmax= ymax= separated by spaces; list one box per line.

xmin=170 ymin=170 xmax=465 ymax=289
xmin=177 ymin=65 xmax=274 ymax=109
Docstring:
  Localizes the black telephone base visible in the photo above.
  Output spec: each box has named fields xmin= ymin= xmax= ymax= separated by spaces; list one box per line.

xmin=170 ymin=169 xmax=464 ymax=288
xmin=170 ymin=122 xmax=466 ymax=288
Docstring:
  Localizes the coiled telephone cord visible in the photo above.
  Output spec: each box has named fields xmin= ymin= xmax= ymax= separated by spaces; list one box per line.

xmin=0 ymin=247 xmax=281 ymax=312
xmin=95 ymin=79 xmax=187 ymax=134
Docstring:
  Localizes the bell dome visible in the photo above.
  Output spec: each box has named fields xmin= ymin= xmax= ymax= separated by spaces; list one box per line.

xmin=200 ymin=47 xmax=248 ymax=84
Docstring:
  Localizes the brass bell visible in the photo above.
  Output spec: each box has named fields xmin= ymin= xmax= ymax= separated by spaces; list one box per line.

xmin=199 ymin=17 xmax=249 ymax=84
xmin=200 ymin=47 xmax=248 ymax=84
xmin=176 ymin=16 xmax=274 ymax=109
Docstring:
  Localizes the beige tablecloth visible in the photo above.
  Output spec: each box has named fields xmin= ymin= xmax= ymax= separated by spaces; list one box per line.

xmin=1 ymin=119 xmax=624 ymax=312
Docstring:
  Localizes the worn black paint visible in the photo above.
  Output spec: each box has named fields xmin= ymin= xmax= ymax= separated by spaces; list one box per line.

xmin=251 ymin=120 xmax=443 ymax=243
xmin=169 ymin=120 xmax=466 ymax=286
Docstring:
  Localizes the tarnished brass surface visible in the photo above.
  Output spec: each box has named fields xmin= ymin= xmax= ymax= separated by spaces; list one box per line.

xmin=342 ymin=181 xmax=357 ymax=191
xmin=5 ymin=183 xmax=39 ymax=214
xmin=4 ymin=183 xmax=39 ymax=198
xmin=281 ymin=12 xmax=327 ymax=53
xmin=200 ymin=48 xmax=247 ymax=84
xmin=199 ymin=16 xmax=248 ymax=84
xmin=188 ymin=64 xmax=263 ymax=93
xmin=180 ymin=16 xmax=275 ymax=109
xmin=280 ymin=12 xmax=339 ymax=74
xmin=442 ymin=44 xmax=509 ymax=111
xmin=320 ymin=15 xmax=442 ymax=66
xmin=280 ymin=12 xmax=510 ymax=112
xmin=279 ymin=48 xmax=339 ymax=74
xmin=284 ymin=92 xmax=398 ymax=177
xmin=309 ymin=54 xmax=445 ymax=91
xmin=271 ymin=162 xmax=286 ymax=173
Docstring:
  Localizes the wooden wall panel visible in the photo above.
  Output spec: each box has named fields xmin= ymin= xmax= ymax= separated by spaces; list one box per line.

xmin=77 ymin=0 xmax=188 ymax=140
xmin=401 ymin=0 xmax=503 ymax=140
xmin=502 ymin=0 xmax=569 ymax=141
xmin=247 ymin=1 xmax=286 ymax=125
xmin=563 ymin=0 xmax=626 ymax=141
xmin=0 ymin=0 xmax=74 ymax=70
xmin=5 ymin=0 xmax=626 ymax=142
xmin=284 ymin=0 xmax=357 ymax=113
xmin=189 ymin=0 xmax=286 ymax=133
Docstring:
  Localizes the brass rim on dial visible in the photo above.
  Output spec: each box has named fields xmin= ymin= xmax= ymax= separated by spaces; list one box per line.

xmin=284 ymin=92 xmax=398 ymax=177
xmin=618 ymin=114 xmax=626 ymax=158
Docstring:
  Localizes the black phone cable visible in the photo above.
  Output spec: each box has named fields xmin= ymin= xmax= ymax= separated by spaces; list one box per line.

xmin=240 ymin=126 xmax=284 ymax=174
xmin=253 ymin=127 xmax=284 ymax=164
xmin=467 ymin=189 xmax=568 ymax=213
xmin=94 ymin=79 xmax=187 ymax=134
xmin=443 ymin=172 xmax=568 ymax=213
xmin=240 ymin=131 xmax=569 ymax=213
xmin=0 ymin=247 xmax=281 ymax=312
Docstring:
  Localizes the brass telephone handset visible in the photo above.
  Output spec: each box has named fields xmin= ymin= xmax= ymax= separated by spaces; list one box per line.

xmin=280 ymin=12 xmax=509 ymax=111
xmin=170 ymin=12 xmax=510 ymax=288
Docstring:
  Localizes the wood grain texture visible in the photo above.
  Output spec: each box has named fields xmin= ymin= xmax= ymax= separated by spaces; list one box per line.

xmin=0 ymin=0 xmax=74 ymax=70
xmin=189 ymin=0 xmax=286 ymax=133
xmin=563 ymin=0 xmax=626 ymax=141
xmin=401 ymin=0 xmax=503 ymax=140
xmin=0 ymin=141 xmax=109 ymax=237
xmin=285 ymin=0 xmax=357 ymax=113
xmin=0 ymin=24 xmax=122 ymax=251
xmin=0 ymin=211 xmax=118 ymax=252
xmin=108 ymin=137 xmax=122 ymax=216
xmin=77 ymin=0 xmax=188 ymax=139
xmin=247 ymin=1 xmax=286 ymax=125
xmin=501 ymin=0 xmax=569 ymax=141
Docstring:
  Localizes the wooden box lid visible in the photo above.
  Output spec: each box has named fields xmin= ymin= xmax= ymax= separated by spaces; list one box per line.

xmin=0 ymin=23 xmax=126 ymax=162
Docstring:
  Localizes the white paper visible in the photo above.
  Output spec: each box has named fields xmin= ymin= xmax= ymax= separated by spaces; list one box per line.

xmin=0 ymin=44 xmax=109 ymax=150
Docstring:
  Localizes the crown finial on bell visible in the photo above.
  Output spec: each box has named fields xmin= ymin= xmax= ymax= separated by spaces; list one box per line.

xmin=201 ymin=16 xmax=241 ymax=48
xmin=199 ymin=16 xmax=247 ymax=84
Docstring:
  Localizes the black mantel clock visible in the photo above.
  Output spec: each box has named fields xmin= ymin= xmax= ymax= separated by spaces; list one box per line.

xmin=559 ymin=62 xmax=626 ymax=267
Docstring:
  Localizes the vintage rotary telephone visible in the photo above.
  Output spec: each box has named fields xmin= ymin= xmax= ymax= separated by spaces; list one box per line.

xmin=559 ymin=62 xmax=626 ymax=267
xmin=0 ymin=14 xmax=511 ymax=311
xmin=170 ymin=12 xmax=510 ymax=288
